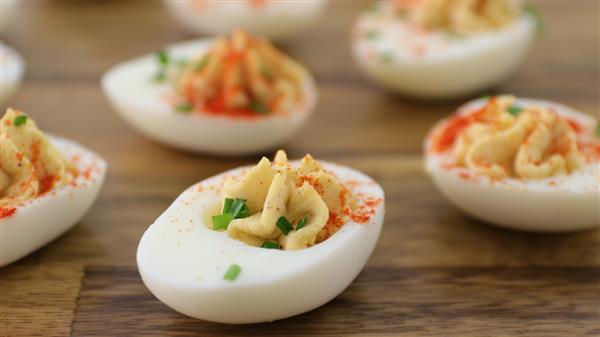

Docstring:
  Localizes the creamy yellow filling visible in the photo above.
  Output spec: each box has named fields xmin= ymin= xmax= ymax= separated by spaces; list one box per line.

xmin=393 ymin=0 xmax=520 ymax=35
xmin=453 ymin=95 xmax=585 ymax=179
xmin=0 ymin=109 xmax=75 ymax=207
xmin=215 ymin=151 xmax=355 ymax=250
xmin=176 ymin=29 xmax=309 ymax=114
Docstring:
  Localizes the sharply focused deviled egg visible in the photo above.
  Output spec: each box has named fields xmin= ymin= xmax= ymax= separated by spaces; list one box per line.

xmin=425 ymin=95 xmax=599 ymax=231
xmin=0 ymin=43 xmax=25 ymax=104
xmin=163 ymin=0 xmax=327 ymax=41
xmin=352 ymin=0 xmax=537 ymax=99
xmin=103 ymin=29 xmax=317 ymax=155
xmin=0 ymin=109 xmax=106 ymax=267
xmin=137 ymin=151 xmax=385 ymax=323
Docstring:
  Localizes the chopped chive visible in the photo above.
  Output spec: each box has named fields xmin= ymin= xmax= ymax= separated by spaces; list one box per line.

xmin=276 ymin=216 xmax=293 ymax=235
xmin=222 ymin=198 xmax=234 ymax=214
xmin=596 ymin=123 xmax=600 ymax=137
xmin=249 ymin=99 xmax=269 ymax=114
xmin=230 ymin=199 xmax=250 ymax=219
xmin=212 ymin=213 xmax=233 ymax=230
xmin=13 ymin=115 xmax=27 ymax=127
xmin=195 ymin=55 xmax=210 ymax=72
xmin=157 ymin=50 xmax=169 ymax=66
xmin=296 ymin=213 xmax=308 ymax=230
xmin=261 ymin=65 xmax=273 ymax=80
xmin=446 ymin=31 xmax=464 ymax=40
xmin=177 ymin=58 xmax=189 ymax=68
xmin=175 ymin=102 xmax=193 ymax=113
xmin=367 ymin=2 xmax=378 ymax=13
xmin=480 ymin=94 xmax=491 ymax=100
xmin=507 ymin=105 xmax=522 ymax=116
xmin=523 ymin=3 xmax=544 ymax=35
xmin=152 ymin=71 xmax=166 ymax=82
xmin=223 ymin=264 xmax=241 ymax=281
xmin=379 ymin=52 xmax=393 ymax=64
xmin=365 ymin=30 xmax=378 ymax=40
xmin=261 ymin=241 xmax=280 ymax=249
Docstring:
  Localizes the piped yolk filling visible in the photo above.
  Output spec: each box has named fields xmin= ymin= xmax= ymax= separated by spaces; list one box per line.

xmin=175 ymin=29 xmax=309 ymax=118
xmin=430 ymin=95 xmax=598 ymax=180
xmin=0 ymin=109 xmax=77 ymax=218
xmin=209 ymin=150 xmax=358 ymax=251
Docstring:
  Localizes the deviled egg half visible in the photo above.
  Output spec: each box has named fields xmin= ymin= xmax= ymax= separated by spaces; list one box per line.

xmin=163 ymin=0 xmax=327 ymax=41
xmin=1 ymin=43 xmax=25 ymax=104
xmin=137 ymin=151 xmax=385 ymax=323
xmin=0 ymin=109 xmax=106 ymax=267
xmin=425 ymin=95 xmax=599 ymax=232
xmin=352 ymin=0 xmax=537 ymax=99
xmin=103 ymin=29 xmax=317 ymax=155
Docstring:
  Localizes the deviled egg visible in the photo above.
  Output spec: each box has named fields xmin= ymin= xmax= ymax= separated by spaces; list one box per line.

xmin=352 ymin=0 xmax=537 ymax=99
xmin=0 ymin=43 xmax=25 ymax=104
xmin=425 ymin=95 xmax=599 ymax=231
xmin=102 ymin=29 xmax=317 ymax=155
xmin=0 ymin=109 xmax=106 ymax=267
xmin=163 ymin=0 xmax=327 ymax=41
xmin=137 ymin=151 xmax=385 ymax=323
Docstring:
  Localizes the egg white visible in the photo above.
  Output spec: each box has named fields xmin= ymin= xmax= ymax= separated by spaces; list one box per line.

xmin=163 ymin=0 xmax=328 ymax=41
xmin=352 ymin=6 xmax=535 ymax=99
xmin=0 ymin=42 xmax=25 ymax=104
xmin=137 ymin=161 xmax=384 ymax=323
xmin=102 ymin=39 xmax=318 ymax=156
xmin=424 ymin=98 xmax=599 ymax=232
xmin=0 ymin=135 xmax=107 ymax=267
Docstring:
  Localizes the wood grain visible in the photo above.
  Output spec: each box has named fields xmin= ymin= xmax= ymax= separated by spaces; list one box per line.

xmin=0 ymin=264 xmax=83 ymax=337
xmin=0 ymin=1 xmax=598 ymax=336
xmin=71 ymin=266 xmax=600 ymax=337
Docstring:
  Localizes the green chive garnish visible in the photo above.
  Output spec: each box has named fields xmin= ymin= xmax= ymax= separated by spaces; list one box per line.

xmin=249 ymin=100 xmax=269 ymax=114
xmin=195 ymin=56 xmax=210 ymax=72
xmin=223 ymin=264 xmax=241 ymax=281
xmin=367 ymin=2 xmax=379 ymax=14
xmin=523 ymin=3 xmax=544 ymax=35
xmin=157 ymin=50 xmax=169 ymax=66
xmin=596 ymin=123 xmax=600 ymax=137
xmin=177 ymin=58 xmax=189 ymax=68
xmin=480 ymin=94 xmax=491 ymax=100
xmin=13 ymin=115 xmax=27 ymax=127
xmin=261 ymin=65 xmax=273 ymax=80
xmin=261 ymin=241 xmax=280 ymax=249
xmin=212 ymin=213 xmax=233 ymax=230
xmin=175 ymin=102 xmax=193 ymax=113
xmin=379 ymin=52 xmax=393 ymax=64
xmin=508 ymin=105 xmax=522 ymax=116
xmin=446 ymin=31 xmax=464 ymax=40
xmin=365 ymin=30 xmax=378 ymax=40
xmin=153 ymin=71 xmax=166 ymax=82
xmin=296 ymin=213 xmax=308 ymax=230
xmin=276 ymin=216 xmax=293 ymax=235
xmin=222 ymin=198 xmax=234 ymax=214
xmin=230 ymin=199 xmax=250 ymax=219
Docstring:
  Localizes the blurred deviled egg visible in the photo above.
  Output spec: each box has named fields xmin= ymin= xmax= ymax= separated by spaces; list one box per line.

xmin=352 ymin=0 xmax=538 ymax=99
xmin=0 ymin=42 xmax=25 ymax=104
xmin=164 ymin=0 xmax=327 ymax=41
xmin=137 ymin=150 xmax=385 ymax=323
xmin=425 ymin=95 xmax=599 ymax=232
xmin=0 ymin=109 xmax=106 ymax=267
xmin=102 ymin=29 xmax=317 ymax=155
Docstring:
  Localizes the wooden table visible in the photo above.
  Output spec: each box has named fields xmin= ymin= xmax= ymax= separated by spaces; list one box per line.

xmin=1 ymin=1 xmax=598 ymax=336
